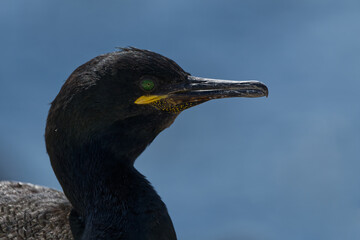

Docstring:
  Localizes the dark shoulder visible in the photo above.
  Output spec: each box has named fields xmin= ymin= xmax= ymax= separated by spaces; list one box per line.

xmin=0 ymin=181 xmax=73 ymax=240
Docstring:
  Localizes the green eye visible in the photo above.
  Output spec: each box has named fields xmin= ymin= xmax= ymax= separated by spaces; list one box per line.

xmin=140 ymin=79 xmax=155 ymax=92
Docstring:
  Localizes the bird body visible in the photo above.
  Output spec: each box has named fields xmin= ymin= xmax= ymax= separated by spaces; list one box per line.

xmin=0 ymin=48 xmax=268 ymax=239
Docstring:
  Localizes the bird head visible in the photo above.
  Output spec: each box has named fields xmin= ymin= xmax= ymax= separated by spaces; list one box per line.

xmin=46 ymin=48 xmax=268 ymax=168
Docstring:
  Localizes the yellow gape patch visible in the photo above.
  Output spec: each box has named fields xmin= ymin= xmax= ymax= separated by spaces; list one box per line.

xmin=134 ymin=95 xmax=168 ymax=104
xmin=134 ymin=95 xmax=199 ymax=113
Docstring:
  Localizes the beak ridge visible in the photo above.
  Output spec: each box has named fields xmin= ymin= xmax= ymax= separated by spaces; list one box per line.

xmin=135 ymin=75 xmax=268 ymax=107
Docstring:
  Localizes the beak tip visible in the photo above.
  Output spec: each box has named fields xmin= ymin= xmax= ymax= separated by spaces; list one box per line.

xmin=258 ymin=82 xmax=268 ymax=98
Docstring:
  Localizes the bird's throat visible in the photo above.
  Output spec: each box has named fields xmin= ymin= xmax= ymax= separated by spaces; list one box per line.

xmin=46 ymin=113 xmax=178 ymax=239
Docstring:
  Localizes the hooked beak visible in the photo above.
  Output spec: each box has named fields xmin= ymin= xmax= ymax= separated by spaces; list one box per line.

xmin=135 ymin=76 xmax=268 ymax=112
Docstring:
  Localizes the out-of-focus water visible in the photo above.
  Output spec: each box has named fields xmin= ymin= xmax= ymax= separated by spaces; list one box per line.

xmin=1 ymin=1 xmax=360 ymax=239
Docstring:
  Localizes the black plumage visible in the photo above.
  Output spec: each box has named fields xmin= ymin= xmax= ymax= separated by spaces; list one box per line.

xmin=0 ymin=48 xmax=268 ymax=240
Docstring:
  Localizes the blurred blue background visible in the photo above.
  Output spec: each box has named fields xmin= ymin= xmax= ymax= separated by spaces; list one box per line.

xmin=1 ymin=0 xmax=360 ymax=239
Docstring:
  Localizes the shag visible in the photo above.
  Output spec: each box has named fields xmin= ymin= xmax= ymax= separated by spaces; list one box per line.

xmin=0 ymin=48 xmax=268 ymax=240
